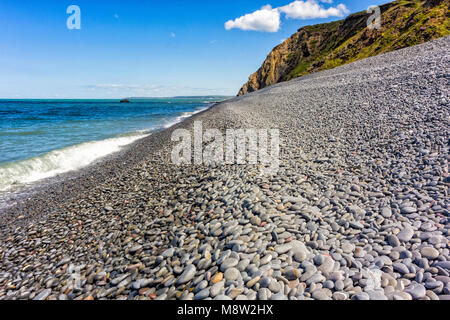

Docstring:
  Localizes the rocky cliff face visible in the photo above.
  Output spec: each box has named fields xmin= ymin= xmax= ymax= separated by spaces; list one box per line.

xmin=238 ymin=0 xmax=449 ymax=96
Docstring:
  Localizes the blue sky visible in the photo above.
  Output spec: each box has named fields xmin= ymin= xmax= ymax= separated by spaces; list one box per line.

xmin=0 ymin=0 xmax=388 ymax=98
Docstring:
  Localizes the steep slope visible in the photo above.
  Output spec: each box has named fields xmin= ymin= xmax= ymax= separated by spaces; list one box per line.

xmin=238 ymin=0 xmax=449 ymax=96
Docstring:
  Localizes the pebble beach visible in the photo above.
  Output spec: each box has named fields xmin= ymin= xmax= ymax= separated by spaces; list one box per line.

xmin=0 ymin=36 xmax=449 ymax=300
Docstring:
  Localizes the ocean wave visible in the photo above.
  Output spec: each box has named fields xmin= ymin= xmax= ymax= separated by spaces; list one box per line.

xmin=163 ymin=106 xmax=209 ymax=129
xmin=0 ymin=133 xmax=148 ymax=192
xmin=0 ymin=104 xmax=213 ymax=193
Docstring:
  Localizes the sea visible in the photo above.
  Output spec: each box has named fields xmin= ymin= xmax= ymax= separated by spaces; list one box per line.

xmin=0 ymin=97 xmax=225 ymax=200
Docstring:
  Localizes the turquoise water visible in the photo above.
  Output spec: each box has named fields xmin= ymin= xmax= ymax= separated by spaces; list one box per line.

xmin=0 ymin=97 xmax=223 ymax=192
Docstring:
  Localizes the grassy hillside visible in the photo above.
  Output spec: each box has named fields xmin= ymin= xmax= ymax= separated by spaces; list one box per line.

xmin=238 ymin=0 xmax=450 ymax=96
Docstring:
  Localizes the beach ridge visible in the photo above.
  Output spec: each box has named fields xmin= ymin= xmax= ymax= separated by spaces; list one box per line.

xmin=0 ymin=36 xmax=449 ymax=301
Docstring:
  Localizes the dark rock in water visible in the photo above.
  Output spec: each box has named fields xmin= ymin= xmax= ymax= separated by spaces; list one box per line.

xmin=120 ymin=99 xmax=131 ymax=103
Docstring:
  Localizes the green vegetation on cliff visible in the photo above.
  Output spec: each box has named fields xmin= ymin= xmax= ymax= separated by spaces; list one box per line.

xmin=238 ymin=0 xmax=450 ymax=96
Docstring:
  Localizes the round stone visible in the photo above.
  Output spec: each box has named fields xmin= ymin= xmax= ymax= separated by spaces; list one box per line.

xmin=293 ymin=251 xmax=307 ymax=262
xmin=421 ymin=247 xmax=439 ymax=259
xmin=177 ymin=265 xmax=196 ymax=284
xmin=312 ymin=289 xmax=331 ymax=300
xmin=335 ymin=280 xmax=345 ymax=291
xmin=246 ymin=276 xmax=261 ymax=288
xmin=33 ymin=289 xmax=51 ymax=301
xmin=397 ymin=226 xmax=414 ymax=242
xmin=259 ymin=277 xmax=272 ymax=287
xmin=367 ymin=290 xmax=387 ymax=300
xmin=268 ymin=281 xmax=282 ymax=293
xmin=258 ymin=288 xmax=271 ymax=300
xmin=354 ymin=247 xmax=365 ymax=258
xmin=352 ymin=292 xmax=370 ymax=300
xmin=333 ymin=292 xmax=348 ymax=300
xmin=270 ymin=293 xmax=287 ymax=300
xmin=393 ymin=263 xmax=410 ymax=274
xmin=212 ymin=272 xmax=223 ymax=284
xmin=162 ymin=248 xmax=175 ymax=258
xmin=387 ymin=235 xmax=400 ymax=247
xmin=283 ymin=269 xmax=301 ymax=280
xmin=194 ymin=288 xmax=210 ymax=300
xmin=275 ymin=244 xmax=292 ymax=254
xmin=323 ymin=280 xmax=334 ymax=289
xmin=224 ymin=268 xmax=240 ymax=281
xmin=342 ymin=242 xmax=354 ymax=254
xmin=210 ymin=281 xmax=224 ymax=297
xmin=129 ymin=244 xmax=143 ymax=254
xmin=401 ymin=207 xmax=417 ymax=215
xmin=313 ymin=255 xmax=325 ymax=266
xmin=404 ymin=283 xmax=426 ymax=299
xmin=220 ymin=258 xmax=239 ymax=271
xmin=381 ymin=207 xmax=392 ymax=218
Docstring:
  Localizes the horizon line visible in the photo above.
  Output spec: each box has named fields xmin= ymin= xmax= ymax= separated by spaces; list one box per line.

xmin=0 ymin=95 xmax=233 ymax=100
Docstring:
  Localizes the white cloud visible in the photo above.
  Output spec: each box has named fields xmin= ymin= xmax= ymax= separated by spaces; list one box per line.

xmin=280 ymin=1 xmax=349 ymax=19
xmin=225 ymin=1 xmax=349 ymax=32
xmin=225 ymin=5 xmax=281 ymax=32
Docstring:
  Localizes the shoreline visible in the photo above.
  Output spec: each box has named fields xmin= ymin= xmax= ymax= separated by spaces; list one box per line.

xmin=0 ymin=102 xmax=220 ymax=219
xmin=0 ymin=37 xmax=449 ymax=301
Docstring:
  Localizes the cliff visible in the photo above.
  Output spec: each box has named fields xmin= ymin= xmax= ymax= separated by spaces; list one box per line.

xmin=238 ymin=0 xmax=450 ymax=96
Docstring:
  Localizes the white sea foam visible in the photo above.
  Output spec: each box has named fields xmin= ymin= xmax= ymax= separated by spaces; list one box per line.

xmin=0 ymin=105 xmax=213 ymax=193
xmin=0 ymin=133 xmax=148 ymax=192
xmin=163 ymin=107 xmax=209 ymax=129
